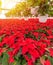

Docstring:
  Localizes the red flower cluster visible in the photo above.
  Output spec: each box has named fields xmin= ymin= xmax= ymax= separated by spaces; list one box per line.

xmin=0 ymin=18 xmax=53 ymax=65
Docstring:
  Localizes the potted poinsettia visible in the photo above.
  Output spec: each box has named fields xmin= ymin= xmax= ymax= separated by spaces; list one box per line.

xmin=38 ymin=0 xmax=49 ymax=23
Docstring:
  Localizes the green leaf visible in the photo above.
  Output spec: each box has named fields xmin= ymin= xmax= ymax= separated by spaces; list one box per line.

xmin=0 ymin=56 xmax=2 ymax=64
xmin=22 ymin=59 xmax=26 ymax=65
xmin=35 ymin=59 xmax=41 ymax=65
xmin=0 ymin=37 xmax=2 ymax=42
xmin=2 ymin=52 xmax=9 ymax=65
xmin=25 ymin=32 xmax=37 ymax=40
xmin=9 ymin=61 xmax=20 ymax=65
xmin=41 ymin=55 xmax=47 ymax=60
xmin=0 ymin=34 xmax=6 ymax=42
xmin=35 ymin=29 xmax=49 ymax=36
xmin=48 ymin=56 xmax=53 ymax=65
xmin=14 ymin=49 xmax=21 ymax=61
xmin=35 ymin=63 xmax=41 ymax=65
xmin=14 ymin=53 xmax=27 ymax=65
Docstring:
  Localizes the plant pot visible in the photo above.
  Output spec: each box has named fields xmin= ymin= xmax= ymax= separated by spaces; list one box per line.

xmin=38 ymin=15 xmax=48 ymax=23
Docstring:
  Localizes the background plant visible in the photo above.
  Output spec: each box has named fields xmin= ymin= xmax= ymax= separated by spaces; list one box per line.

xmin=5 ymin=0 xmax=53 ymax=17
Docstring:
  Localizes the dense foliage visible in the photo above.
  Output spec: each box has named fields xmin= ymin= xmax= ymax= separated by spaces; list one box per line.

xmin=0 ymin=19 xmax=53 ymax=65
xmin=5 ymin=0 xmax=53 ymax=17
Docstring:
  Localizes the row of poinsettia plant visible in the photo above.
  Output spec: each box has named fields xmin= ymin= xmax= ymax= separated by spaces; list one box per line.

xmin=0 ymin=18 xmax=53 ymax=65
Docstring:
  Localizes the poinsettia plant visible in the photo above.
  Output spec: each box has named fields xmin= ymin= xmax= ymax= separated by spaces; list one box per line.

xmin=0 ymin=18 xmax=53 ymax=65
